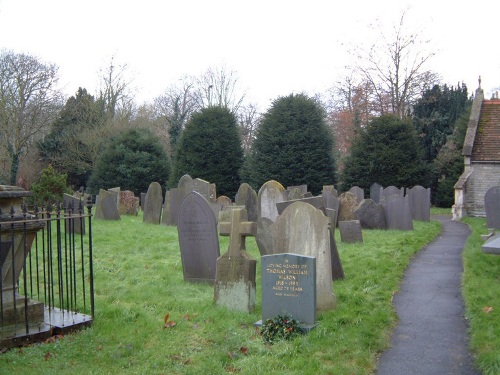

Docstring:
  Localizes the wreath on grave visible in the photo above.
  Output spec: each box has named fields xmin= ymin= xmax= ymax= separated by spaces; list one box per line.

xmin=261 ymin=314 xmax=301 ymax=345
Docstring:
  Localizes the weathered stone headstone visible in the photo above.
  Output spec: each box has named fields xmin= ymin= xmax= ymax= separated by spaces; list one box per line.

xmin=140 ymin=192 xmax=146 ymax=210
xmin=261 ymin=253 xmax=316 ymax=327
xmin=235 ymin=183 xmax=258 ymax=221
xmin=258 ymin=180 xmax=286 ymax=222
xmin=276 ymin=196 xmax=325 ymax=216
xmin=482 ymin=233 xmax=500 ymax=254
xmin=354 ymin=199 xmax=386 ymax=229
xmin=63 ymin=193 xmax=86 ymax=234
xmin=192 ymin=178 xmax=217 ymax=203
xmin=323 ymin=185 xmax=338 ymax=197
xmin=382 ymin=195 xmax=413 ymax=230
xmin=370 ymin=183 xmax=383 ymax=204
xmin=484 ymin=186 xmax=500 ymax=229
xmin=338 ymin=192 xmax=359 ymax=222
xmin=348 ymin=186 xmax=364 ymax=202
xmin=286 ymin=187 xmax=303 ymax=201
xmin=322 ymin=190 xmax=339 ymax=226
xmin=177 ymin=192 xmax=220 ymax=283
xmin=94 ymin=189 xmax=120 ymax=220
xmin=380 ymin=186 xmax=404 ymax=201
xmin=161 ymin=190 xmax=172 ymax=225
xmin=119 ymin=190 xmax=139 ymax=216
xmin=143 ymin=182 xmax=163 ymax=224
xmin=255 ymin=217 xmax=274 ymax=256
xmin=215 ymin=207 xmax=257 ymax=312
xmin=215 ymin=195 xmax=232 ymax=212
xmin=407 ymin=185 xmax=431 ymax=221
xmin=325 ymin=208 xmax=344 ymax=280
xmin=271 ymin=202 xmax=335 ymax=311
xmin=339 ymin=220 xmax=363 ymax=243
xmin=108 ymin=187 xmax=120 ymax=210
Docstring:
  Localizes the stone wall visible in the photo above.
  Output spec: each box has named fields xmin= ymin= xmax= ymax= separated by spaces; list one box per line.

xmin=465 ymin=163 xmax=500 ymax=216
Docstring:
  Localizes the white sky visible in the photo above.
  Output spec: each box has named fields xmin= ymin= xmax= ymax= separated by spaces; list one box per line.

xmin=1 ymin=0 xmax=499 ymax=111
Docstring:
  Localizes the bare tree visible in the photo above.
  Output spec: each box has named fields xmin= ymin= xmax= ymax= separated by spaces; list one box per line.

xmin=350 ymin=11 xmax=439 ymax=118
xmin=0 ymin=50 xmax=63 ymax=184
xmin=196 ymin=65 xmax=245 ymax=112
xmin=237 ymin=103 xmax=261 ymax=154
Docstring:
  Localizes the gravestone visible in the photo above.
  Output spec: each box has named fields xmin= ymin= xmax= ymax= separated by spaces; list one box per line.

xmin=338 ymin=192 xmax=358 ymax=222
xmin=215 ymin=207 xmax=257 ymax=312
xmin=407 ymin=185 xmax=431 ymax=222
xmin=261 ymin=253 xmax=316 ymax=328
xmin=484 ymin=186 xmax=500 ymax=229
xmin=140 ymin=192 xmax=146 ymax=210
xmin=482 ymin=233 xmax=500 ymax=254
xmin=108 ymin=187 xmax=120 ymax=209
xmin=276 ymin=196 xmax=325 ymax=215
xmin=380 ymin=186 xmax=404 ymax=201
xmin=339 ymin=220 xmax=363 ymax=243
xmin=348 ymin=186 xmax=364 ymax=202
xmin=94 ymin=189 xmax=120 ymax=220
xmin=325 ymin=208 xmax=344 ymax=280
xmin=370 ymin=183 xmax=383 ymax=204
xmin=255 ymin=217 xmax=274 ymax=256
xmin=63 ymin=193 xmax=86 ymax=234
xmin=322 ymin=190 xmax=339 ymax=226
xmin=286 ymin=187 xmax=303 ymax=200
xmin=382 ymin=195 xmax=413 ymax=230
xmin=258 ymin=180 xmax=286 ymax=222
xmin=271 ymin=202 xmax=335 ymax=311
xmin=143 ymin=182 xmax=163 ymax=224
xmin=354 ymin=199 xmax=386 ymax=229
xmin=161 ymin=190 xmax=172 ymax=225
xmin=235 ymin=183 xmax=258 ymax=221
xmin=177 ymin=192 xmax=220 ymax=283
xmin=323 ymin=185 xmax=338 ymax=197
xmin=119 ymin=190 xmax=139 ymax=216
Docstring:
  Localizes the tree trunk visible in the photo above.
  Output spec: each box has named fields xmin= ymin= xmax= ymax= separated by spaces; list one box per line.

xmin=9 ymin=150 xmax=20 ymax=186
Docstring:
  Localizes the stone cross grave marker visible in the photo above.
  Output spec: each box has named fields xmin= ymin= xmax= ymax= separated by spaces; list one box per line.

xmin=215 ymin=207 xmax=257 ymax=312
xmin=485 ymin=186 xmax=500 ymax=229
xmin=177 ymin=192 xmax=220 ymax=283
xmin=259 ymin=253 xmax=316 ymax=330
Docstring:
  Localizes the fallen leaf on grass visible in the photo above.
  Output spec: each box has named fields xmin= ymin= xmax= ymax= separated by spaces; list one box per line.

xmin=44 ymin=352 xmax=52 ymax=361
xmin=163 ymin=313 xmax=176 ymax=328
xmin=482 ymin=306 xmax=494 ymax=313
xmin=183 ymin=358 xmax=191 ymax=365
xmin=239 ymin=347 xmax=249 ymax=355
xmin=226 ymin=366 xmax=241 ymax=373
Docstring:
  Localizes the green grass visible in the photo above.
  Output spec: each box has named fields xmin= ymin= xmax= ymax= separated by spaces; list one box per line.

xmin=1 ymin=214 xmax=443 ymax=374
xmin=462 ymin=217 xmax=500 ymax=375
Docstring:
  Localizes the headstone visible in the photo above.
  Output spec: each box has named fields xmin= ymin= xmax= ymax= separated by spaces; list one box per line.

xmin=286 ymin=187 xmax=303 ymax=201
xmin=258 ymin=180 xmax=286 ymax=222
xmin=322 ymin=190 xmax=339 ymax=226
xmin=177 ymin=192 xmax=220 ymax=283
xmin=323 ymin=185 xmax=338 ymax=197
xmin=339 ymin=220 xmax=363 ymax=243
xmin=235 ymin=183 xmax=258 ymax=221
xmin=143 ymin=182 xmax=163 ymax=224
xmin=192 ymin=178 xmax=217 ymax=203
xmin=161 ymin=190 xmax=172 ymax=225
xmin=119 ymin=190 xmax=139 ymax=216
xmin=382 ymin=195 xmax=413 ymax=230
xmin=140 ymin=192 xmax=146 ymax=210
xmin=380 ymin=186 xmax=404 ymax=201
xmin=255 ymin=217 xmax=274 ymax=256
xmin=406 ymin=185 xmax=431 ymax=222
xmin=354 ymin=199 xmax=386 ymax=229
xmin=276 ymin=196 xmax=325 ymax=215
xmin=325 ymin=208 xmax=344 ymax=280
xmin=338 ymin=192 xmax=359 ymax=222
xmin=484 ymin=186 xmax=500 ymax=229
xmin=216 ymin=195 xmax=232 ymax=211
xmin=348 ymin=186 xmax=364 ymax=202
xmin=261 ymin=253 xmax=316 ymax=328
xmin=63 ymin=193 xmax=86 ymax=234
xmin=482 ymin=233 xmax=500 ymax=254
xmin=370 ymin=183 xmax=383 ymax=204
xmin=215 ymin=207 xmax=257 ymax=312
xmin=271 ymin=202 xmax=335 ymax=311
xmin=94 ymin=189 xmax=120 ymax=220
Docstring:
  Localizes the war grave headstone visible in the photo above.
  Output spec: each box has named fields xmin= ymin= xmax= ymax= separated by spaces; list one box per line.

xmin=325 ymin=208 xmax=344 ymax=280
xmin=143 ymin=182 xmax=163 ymax=224
xmin=348 ymin=186 xmax=364 ymax=202
xmin=255 ymin=217 xmax=274 ymax=256
xmin=382 ymin=194 xmax=413 ymax=230
xmin=276 ymin=195 xmax=325 ymax=216
xmin=370 ymin=183 xmax=383 ymax=204
xmin=119 ymin=190 xmax=139 ymax=216
xmin=177 ymin=192 xmax=220 ymax=283
xmin=484 ymin=186 xmax=500 ymax=230
xmin=482 ymin=233 xmax=500 ymax=255
xmin=354 ymin=199 xmax=386 ymax=229
xmin=94 ymin=189 xmax=120 ymax=220
xmin=258 ymin=253 xmax=317 ymax=331
xmin=339 ymin=220 xmax=363 ymax=243
xmin=338 ymin=192 xmax=359 ymax=222
xmin=215 ymin=207 xmax=257 ymax=312
xmin=235 ymin=183 xmax=258 ymax=222
xmin=407 ymin=185 xmax=431 ymax=222
xmin=62 ymin=193 xmax=86 ymax=234
xmin=380 ymin=186 xmax=404 ymax=201
xmin=271 ymin=201 xmax=336 ymax=311
xmin=322 ymin=190 xmax=339 ymax=226
xmin=258 ymin=180 xmax=286 ymax=222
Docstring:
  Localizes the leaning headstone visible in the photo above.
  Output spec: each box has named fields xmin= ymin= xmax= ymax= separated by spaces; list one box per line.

xmin=348 ymin=186 xmax=364 ymax=202
xmin=255 ymin=217 xmax=274 ymax=256
xmin=338 ymin=192 xmax=359 ymax=222
xmin=407 ymin=185 xmax=431 ymax=222
xmin=339 ymin=220 xmax=363 ymax=243
xmin=215 ymin=207 xmax=257 ymax=312
xmin=143 ymin=182 xmax=163 ymax=224
xmin=178 ymin=192 xmax=220 ymax=283
xmin=276 ymin=196 xmax=325 ymax=215
xmin=260 ymin=253 xmax=316 ymax=329
xmin=271 ymin=202 xmax=335 ymax=311
xmin=235 ymin=183 xmax=258 ymax=222
xmin=485 ymin=186 xmax=500 ymax=229
xmin=382 ymin=194 xmax=413 ymax=230
xmin=325 ymin=208 xmax=344 ymax=280
xmin=63 ymin=193 xmax=86 ymax=234
xmin=354 ymin=199 xmax=386 ymax=229
xmin=94 ymin=189 xmax=120 ymax=220
xmin=258 ymin=180 xmax=286 ymax=222
xmin=482 ymin=233 xmax=500 ymax=255
xmin=370 ymin=183 xmax=383 ymax=203
xmin=380 ymin=186 xmax=404 ymax=201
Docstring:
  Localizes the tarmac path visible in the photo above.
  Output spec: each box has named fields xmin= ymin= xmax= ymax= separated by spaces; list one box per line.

xmin=376 ymin=215 xmax=481 ymax=375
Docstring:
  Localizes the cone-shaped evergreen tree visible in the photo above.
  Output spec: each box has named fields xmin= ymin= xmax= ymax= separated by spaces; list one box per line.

xmin=172 ymin=106 xmax=243 ymax=198
xmin=248 ymin=94 xmax=336 ymax=195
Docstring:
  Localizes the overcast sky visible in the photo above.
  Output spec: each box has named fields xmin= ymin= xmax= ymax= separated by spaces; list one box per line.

xmin=1 ymin=0 xmax=499 ymax=111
